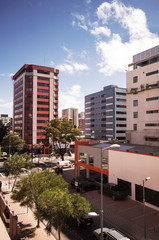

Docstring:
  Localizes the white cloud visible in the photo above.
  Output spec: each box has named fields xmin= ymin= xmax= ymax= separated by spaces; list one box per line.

xmin=59 ymin=85 xmax=84 ymax=116
xmin=95 ymin=0 xmax=159 ymax=76
xmin=0 ymin=100 xmax=12 ymax=108
xmin=90 ymin=26 xmax=111 ymax=37
xmin=57 ymin=46 xmax=89 ymax=74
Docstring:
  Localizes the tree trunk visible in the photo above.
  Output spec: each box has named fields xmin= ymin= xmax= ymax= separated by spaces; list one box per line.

xmin=58 ymin=224 xmax=62 ymax=240
xmin=37 ymin=218 xmax=40 ymax=228
xmin=11 ymin=176 xmax=17 ymax=192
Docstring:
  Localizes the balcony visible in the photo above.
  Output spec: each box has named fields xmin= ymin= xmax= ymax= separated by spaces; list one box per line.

xmin=127 ymin=81 xmax=159 ymax=94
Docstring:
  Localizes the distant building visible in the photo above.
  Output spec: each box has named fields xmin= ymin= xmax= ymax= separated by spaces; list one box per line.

xmin=126 ymin=45 xmax=159 ymax=146
xmin=78 ymin=112 xmax=85 ymax=133
xmin=12 ymin=64 xmax=59 ymax=148
xmin=0 ymin=114 xmax=12 ymax=129
xmin=62 ymin=108 xmax=78 ymax=128
xmin=85 ymin=85 xmax=127 ymax=141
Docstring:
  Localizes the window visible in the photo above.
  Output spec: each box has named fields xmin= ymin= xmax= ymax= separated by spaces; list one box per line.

xmin=37 ymin=70 xmax=50 ymax=75
xmin=146 ymin=70 xmax=159 ymax=76
xmin=146 ymin=110 xmax=159 ymax=114
xmin=37 ymin=95 xmax=49 ymax=99
xmin=133 ymin=100 xmax=138 ymax=106
xmin=116 ymin=105 xmax=126 ymax=108
xmin=146 ymin=96 xmax=159 ymax=101
xmin=37 ymin=82 xmax=49 ymax=87
xmin=116 ymin=92 xmax=126 ymax=96
xmin=37 ymin=107 xmax=49 ymax=111
xmin=37 ymin=101 xmax=49 ymax=105
xmin=88 ymin=155 xmax=94 ymax=166
xmin=133 ymin=112 xmax=138 ymax=118
xmin=133 ymin=124 xmax=137 ymax=131
xmin=133 ymin=76 xmax=138 ymax=83
xmin=15 ymin=77 xmax=23 ymax=86
xmin=145 ymin=137 xmax=159 ymax=142
xmin=37 ymin=89 xmax=49 ymax=93
xmin=79 ymin=153 xmax=87 ymax=163
xmin=145 ymin=123 xmax=159 ymax=127
xmin=38 ymin=76 xmax=50 ymax=81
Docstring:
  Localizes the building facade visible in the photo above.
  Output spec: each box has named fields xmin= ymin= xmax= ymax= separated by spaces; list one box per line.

xmin=78 ymin=112 xmax=85 ymax=133
xmin=13 ymin=64 xmax=59 ymax=147
xmin=126 ymin=45 xmax=159 ymax=146
xmin=62 ymin=108 xmax=78 ymax=128
xmin=74 ymin=141 xmax=159 ymax=208
xmin=85 ymin=85 xmax=127 ymax=141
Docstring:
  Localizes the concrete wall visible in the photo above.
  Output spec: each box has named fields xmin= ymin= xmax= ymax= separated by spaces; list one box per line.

xmin=0 ymin=193 xmax=21 ymax=240
xmin=109 ymin=150 xmax=159 ymax=200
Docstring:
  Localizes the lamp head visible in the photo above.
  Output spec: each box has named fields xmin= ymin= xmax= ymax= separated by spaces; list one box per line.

xmin=146 ymin=176 xmax=150 ymax=181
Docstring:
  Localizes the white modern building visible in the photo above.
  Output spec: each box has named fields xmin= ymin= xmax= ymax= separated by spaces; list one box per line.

xmin=62 ymin=108 xmax=79 ymax=128
xmin=126 ymin=45 xmax=159 ymax=146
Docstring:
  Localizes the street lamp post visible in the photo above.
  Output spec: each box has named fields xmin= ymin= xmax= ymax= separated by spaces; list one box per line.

xmin=143 ymin=176 xmax=150 ymax=239
xmin=100 ymin=144 xmax=120 ymax=240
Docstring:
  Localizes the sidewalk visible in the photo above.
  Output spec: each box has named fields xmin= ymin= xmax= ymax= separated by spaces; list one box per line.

xmin=1 ymin=179 xmax=70 ymax=240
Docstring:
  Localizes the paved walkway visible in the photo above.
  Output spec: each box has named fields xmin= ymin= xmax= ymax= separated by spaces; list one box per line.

xmin=1 ymin=177 xmax=70 ymax=240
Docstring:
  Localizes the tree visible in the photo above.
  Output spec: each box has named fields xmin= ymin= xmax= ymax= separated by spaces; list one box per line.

xmin=43 ymin=118 xmax=82 ymax=160
xmin=11 ymin=171 xmax=68 ymax=227
xmin=2 ymin=132 xmax=25 ymax=155
xmin=0 ymin=120 xmax=7 ymax=145
xmin=70 ymin=193 xmax=91 ymax=225
xmin=3 ymin=153 xmax=33 ymax=191
xmin=37 ymin=188 xmax=72 ymax=240
xmin=37 ymin=191 xmax=91 ymax=240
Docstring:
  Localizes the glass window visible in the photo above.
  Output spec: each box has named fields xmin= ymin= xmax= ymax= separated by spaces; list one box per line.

xmin=133 ymin=124 xmax=137 ymax=131
xmin=133 ymin=100 xmax=138 ymax=106
xmin=133 ymin=76 xmax=138 ymax=83
xmin=133 ymin=112 xmax=138 ymax=118
xmin=79 ymin=153 xmax=87 ymax=164
xmin=88 ymin=155 xmax=94 ymax=166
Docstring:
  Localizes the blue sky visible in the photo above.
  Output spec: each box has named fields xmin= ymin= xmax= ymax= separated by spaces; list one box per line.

xmin=0 ymin=0 xmax=159 ymax=117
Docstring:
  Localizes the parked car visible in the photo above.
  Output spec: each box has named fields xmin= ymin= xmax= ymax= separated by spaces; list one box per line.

xmin=71 ymin=215 xmax=94 ymax=227
xmin=78 ymin=180 xmax=99 ymax=193
xmin=100 ymin=183 xmax=128 ymax=200
xmin=79 ymin=216 xmax=94 ymax=227
xmin=93 ymin=227 xmax=130 ymax=240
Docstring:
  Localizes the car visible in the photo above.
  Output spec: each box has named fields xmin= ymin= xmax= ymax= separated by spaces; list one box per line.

xmin=71 ymin=215 xmax=94 ymax=228
xmin=100 ymin=183 xmax=128 ymax=200
xmin=93 ymin=227 xmax=130 ymax=240
xmin=21 ymin=168 xmax=30 ymax=173
xmin=77 ymin=180 xmax=99 ymax=193
xmin=80 ymin=216 xmax=94 ymax=227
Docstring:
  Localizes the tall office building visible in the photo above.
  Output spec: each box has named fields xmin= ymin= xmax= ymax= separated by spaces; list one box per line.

xmin=78 ymin=112 xmax=85 ymax=133
xmin=13 ymin=64 xmax=59 ymax=148
xmin=85 ymin=85 xmax=127 ymax=141
xmin=126 ymin=45 xmax=159 ymax=146
xmin=62 ymin=108 xmax=78 ymax=128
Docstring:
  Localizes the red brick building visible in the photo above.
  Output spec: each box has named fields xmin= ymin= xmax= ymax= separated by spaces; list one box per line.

xmin=13 ymin=64 xmax=59 ymax=149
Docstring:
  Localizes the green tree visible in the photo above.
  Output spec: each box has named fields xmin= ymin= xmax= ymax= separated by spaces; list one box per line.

xmin=37 ymin=188 xmax=72 ymax=240
xmin=11 ymin=171 xmax=68 ymax=227
xmin=3 ymin=153 xmax=33 ymax=191
xmin=44 ymin=118 xmax=82 ymax=160
xmin=0 ymin=120 xmax=7 ymax=145
xmin=37 ymin=191 xmax=90 ymax=240
xmin=71 ymin=193 xmax=91 ymax=225
xmin=2 ymin=132 xmax=25 ymax=155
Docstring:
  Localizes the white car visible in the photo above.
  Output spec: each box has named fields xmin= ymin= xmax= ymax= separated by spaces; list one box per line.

xmin=93 ymin=228 xmax=130 ymax=240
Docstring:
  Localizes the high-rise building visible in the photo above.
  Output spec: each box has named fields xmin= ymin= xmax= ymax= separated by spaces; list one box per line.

xmin=85 ymin=85 xmax=127 ymax=141
xmin=62 ymin=108 xmax=78 ymax=128
xmin=126 ymin=45 xmax=159 ymax=146
xmin=13 ymin=64 xmax=59 ymax=147
xmin=78 ymin=112 xmax=85 ymax=133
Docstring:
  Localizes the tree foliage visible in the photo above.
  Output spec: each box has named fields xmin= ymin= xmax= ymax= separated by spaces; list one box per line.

xmin=43 ymin=118 xmax=82 ymax=160
xmin=11 ymin=171 xmax=91 ymax=240
xmin=3 ymin=153 xmax=33 ymax=191
xmin=11 ymin=171 xmax=68 ymax=227
xmin=2 ymin=132 xmax=25 ymax=154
